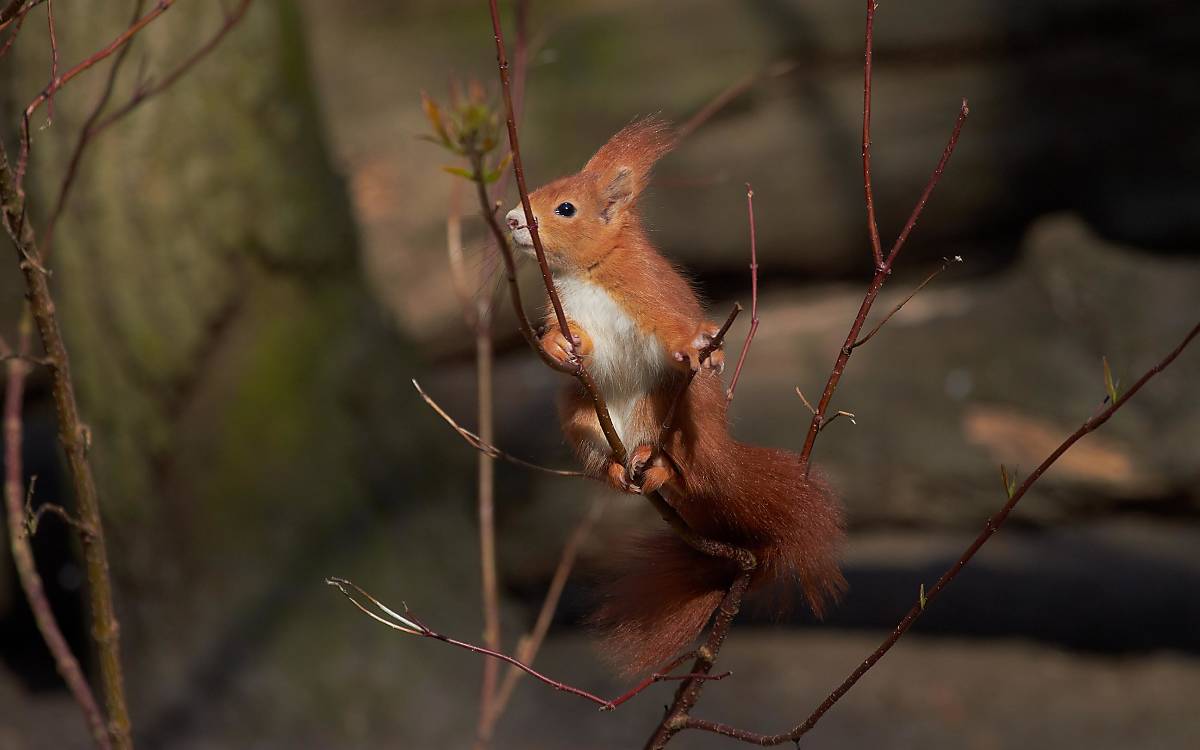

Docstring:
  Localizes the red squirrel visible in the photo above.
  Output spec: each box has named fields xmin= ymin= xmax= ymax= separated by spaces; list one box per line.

xmin=505 ymin=117 xmax=846 ymax=676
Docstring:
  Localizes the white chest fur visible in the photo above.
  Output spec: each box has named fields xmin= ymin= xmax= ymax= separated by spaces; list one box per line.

xmin=555 ymin=276 xmax=665 ymax=446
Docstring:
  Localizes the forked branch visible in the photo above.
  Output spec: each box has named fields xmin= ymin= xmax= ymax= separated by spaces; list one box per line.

xmin=798 ymin=96 xmax=969 ymax=468
xmin=325 ymin=577 xmax=730 ymax=713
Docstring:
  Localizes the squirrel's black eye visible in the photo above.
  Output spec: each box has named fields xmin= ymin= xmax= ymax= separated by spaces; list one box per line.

xmin=554 ymin=201 xmax=577 ymax=217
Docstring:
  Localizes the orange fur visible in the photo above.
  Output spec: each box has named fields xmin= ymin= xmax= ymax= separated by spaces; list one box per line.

xmin=511 ymin=116 xmax=846 ymax=676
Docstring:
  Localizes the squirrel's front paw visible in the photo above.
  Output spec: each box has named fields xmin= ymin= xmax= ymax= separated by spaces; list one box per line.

xmin=540 ymin=329 xmax=577 ymax=367
xmin=692 ymin=325 xmax=726 ymax=374
xmin=540 ymin=323 xmax=592 ymax=368
xmin=671 ymin=324 xmax=726 ymax=374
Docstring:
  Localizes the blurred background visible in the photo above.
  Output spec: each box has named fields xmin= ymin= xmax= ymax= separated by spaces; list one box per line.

xmin=1 ymin=0 xmax=1198 ymax=748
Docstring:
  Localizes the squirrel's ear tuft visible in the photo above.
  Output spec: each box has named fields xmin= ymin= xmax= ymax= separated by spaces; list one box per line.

xmin=584 ymin=116 xmax=675 ymax=216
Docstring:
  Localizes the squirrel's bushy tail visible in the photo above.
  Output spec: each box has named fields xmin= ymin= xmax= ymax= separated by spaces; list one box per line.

xmin=590 ymin=444 xmax=845 ymax=677
xmin=588 ymin=531 xmax=733 ymax=677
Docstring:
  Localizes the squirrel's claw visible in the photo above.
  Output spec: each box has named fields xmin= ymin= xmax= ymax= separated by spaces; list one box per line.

xmin=692 ymin=326 xmax=726 ymax=374
xmin=639 ymin=465 xmax=673 ymax=495
xmin=540 ymin=323 xmax=592 ymax=368
xmin=540 ymin=329 xmax=577 ymax=367
xmin=702 ymin=347 xmax=725 ymax=374
xmin=625 ymin=444 xmax=674 ymax=496
xmin=628 ymin=444 xmax=655 ymax=478
xmin=606 ymin=461 xmax=643 ymax=495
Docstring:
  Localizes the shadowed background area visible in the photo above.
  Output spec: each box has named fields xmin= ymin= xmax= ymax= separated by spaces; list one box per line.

xmin=1 ymin=0 xmax=1198 ymax=748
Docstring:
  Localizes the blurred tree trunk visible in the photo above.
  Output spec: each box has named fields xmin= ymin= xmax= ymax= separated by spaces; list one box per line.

xmin=1 ymin=3 xmax=464 ymax=743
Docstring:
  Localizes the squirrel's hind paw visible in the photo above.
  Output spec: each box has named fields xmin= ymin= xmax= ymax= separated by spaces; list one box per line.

xmin=606 ymin=461 xmax=644 ymax=495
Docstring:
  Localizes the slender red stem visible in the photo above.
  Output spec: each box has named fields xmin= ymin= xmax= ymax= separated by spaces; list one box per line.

xmin=884 ymin=100 xmax=969 ymax=268
xmin=4 ymin=318 xmax=111 ymax=749
xmin=42 ymin=0 xmax=147 ymax=263
xmin=486 ymin=0 xmax=570 ymax=339
xmin=44 ymin=0 xmax=57 ymax=122
xmin=862 ymin=0 xmax=883 ymax=270
xmin=16 ymin=0 xmax=179 ymax=192
xmin=327 ymin=577 xmax=720 ymax=713
xmin=726 ymin=184 xmax=760 ymax=403
xmin=852 ymin=255 xmax=961 ymax=350
xmin=89 ymin=0 xmax=253 ymax=140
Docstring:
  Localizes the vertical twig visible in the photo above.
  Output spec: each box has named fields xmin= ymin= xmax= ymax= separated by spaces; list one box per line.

xmin=643 ymin=568 xmax=754 ymax=750
xmin=1 ymin=141 xmax=133 ymax=749
xmin=4 ymin=316 xmax=110 ymax=750
xmin=725 ymin=183 xmax=759 ymax=403
xmin=478 ymin=498 xmax=605 ymax=744
xmin=472 ymin=231 xmax=501 ymax=747
xmin=861 ymin=0 xmax=883 ymax=270
xmin=486 ymin=0 xmax=570 ymax=340
xmin=474 ymin=4 xmax=528 ymax=742
xmin=43 ymin=0 xmax=57 ymax=124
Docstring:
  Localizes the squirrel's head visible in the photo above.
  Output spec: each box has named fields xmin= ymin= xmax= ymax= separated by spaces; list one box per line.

xmin=506 ymin=116 xmax=674 ymax=274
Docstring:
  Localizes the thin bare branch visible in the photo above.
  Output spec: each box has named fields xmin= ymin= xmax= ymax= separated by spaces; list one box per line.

xmin=412 ymin=379 xmax=585 ymax=477
xmin=884 ymin=100 xmax=969 ymax=267
xmin=469 ymin=153 xmax=575 ymax=375
xmin=852 ymin=255 xmax=963 ymax=349
xmin=4 ymin=316 xmax=109 ymax=749
xmin=87 ymin=0 xmax=254 ymax=140
xmin=4 ymin=113 xmax=133 ymax=750
xmin=42 ymin=0 xmax=147 ymax=263
xmin=43 ymin=0 xmax=57 ymax=124
xmin=327 ymin=576 xmax=719 ymax=712
xmin=0 ymin=1 xmax=32 ymax=64
xmin=0 ymin=0 xmax=41 ymax=29
xmin=681 ymin=320 xmax=1200 ymax=745
xmin=16 ymin=0 xmax=180 ymax=193
xmin=473 ymin=7 xmax=529 ymax=735
xmin=726 ymin=184 xmax=760 ymax=403
xmin=486 ymin=0 xmax=570 ymax=339
xmin=862 ymin=0 xmax=883 ymax=269
xmin=25 ymin=495 xmax=92 ymax=538
xmin=475 ymin=276 xmax=500 ymax=736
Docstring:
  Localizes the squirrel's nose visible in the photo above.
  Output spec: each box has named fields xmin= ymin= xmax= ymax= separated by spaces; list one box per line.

xmin=505 ymin=207 xmax=525 ymax=230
